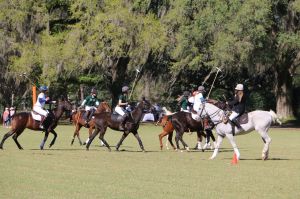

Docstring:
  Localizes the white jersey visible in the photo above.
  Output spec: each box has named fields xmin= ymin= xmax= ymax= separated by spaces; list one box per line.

xmin=193 ymin=93 xmax=205 ymax=112
xmin=34 ymin=93 xmax=46 ymax=108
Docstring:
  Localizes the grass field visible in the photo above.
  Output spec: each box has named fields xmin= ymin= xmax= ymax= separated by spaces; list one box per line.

xmin=0 ymin=124 xmax=299 ymax=199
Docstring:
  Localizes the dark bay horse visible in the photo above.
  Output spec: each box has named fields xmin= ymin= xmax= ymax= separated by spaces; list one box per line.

xmin=170 ymin=111 xmax=205 ymax=151
xmin=0 ymin=98 xmax=72 ymax=150
xmin=157 ymin=114 xmax=206 ymax=150
xmin=71 ymin=102 xmax=111 ymax=145
xmin=86 ymin=99 xmax=151 ymax=152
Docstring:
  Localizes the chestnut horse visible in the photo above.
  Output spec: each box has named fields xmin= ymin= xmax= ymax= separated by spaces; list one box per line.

xmin=86 ymin=99 xmax=151 ymax=152
xmin=0 ymin=98 xmax=72 ymax=150
xmin=70 ymin=102 xmax=111 ymax=146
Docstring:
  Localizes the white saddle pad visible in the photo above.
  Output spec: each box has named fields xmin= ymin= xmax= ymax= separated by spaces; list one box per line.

xmin=31 ymin=112 xmax=41 ymax=121
xmin=191 ymin=113 xmax=201 ymax=121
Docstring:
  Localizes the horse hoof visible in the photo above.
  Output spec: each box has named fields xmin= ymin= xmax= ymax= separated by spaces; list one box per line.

xmin=40 ymin=147 xmax=44 ymax=150
xmin=83 ymin=142 xmax=86 ymax=145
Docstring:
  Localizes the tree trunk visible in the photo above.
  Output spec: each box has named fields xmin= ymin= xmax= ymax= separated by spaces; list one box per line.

xmin=275 ymin=67 xmax=294 ymax=119
xmin=109 ymin=57 xmax=130 ymax=108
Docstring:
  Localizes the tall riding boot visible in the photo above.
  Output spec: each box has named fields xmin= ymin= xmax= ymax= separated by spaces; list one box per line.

xmin=84 ymin=111 xmax=90 ymax=127
xmin=232 ymin=118 xmax=242 ymax=129
xmin=119 ymin=114 xmax=128 ymax=131
xmin=40 ymin=116 xmax=45 ymax=129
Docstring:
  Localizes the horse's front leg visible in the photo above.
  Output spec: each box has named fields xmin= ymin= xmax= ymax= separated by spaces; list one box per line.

xmin=71 ymin=124 xmax=82 ymax=146
xmin=133 ymin=130 xmax=145 ymax=152
xmin=225 ymin=133 xmax=240 ymax=160
xmin=86 ymin=128 xmax=99 ymax=150
xmin=195 ymin=131 xmax=204 ymax=151
xmin=99 ymin=127 xmax=111 ymax=151
xmin=115 ymin=132 xmax=129 ymax=151
xmin=40 ymin=131 xmax=49 ymax=150
xmin=210 ymin=135 xmax=224 ymax=160
xmin=49 ymin=129 xmax=58 ymax=148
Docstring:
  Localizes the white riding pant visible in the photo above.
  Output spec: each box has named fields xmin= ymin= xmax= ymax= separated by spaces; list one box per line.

xmin=33 ymin=106 xmax=48 ymax=117
xmin=229 ymin=111 xmax=239 ymax=120
xmin=85 ymin=106 xmax=97 ymax=111
xmin=181 ymin=108 xmax=190 ymax=113
xmin=115 ymin=106 xmax=126 ymax=116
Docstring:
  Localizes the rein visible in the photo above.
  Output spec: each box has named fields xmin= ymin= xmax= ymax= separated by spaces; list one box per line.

xmin=202 ymin=104 xmax=224 ymax=125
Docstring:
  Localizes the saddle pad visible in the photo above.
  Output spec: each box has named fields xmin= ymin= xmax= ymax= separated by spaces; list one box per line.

xmin=31 ymin=111 xmax=41 ymax=121
xmin=191 ymin=113 xmax=201 ymax=121
xmin=237 ymin=113 xmax=248 ymax=124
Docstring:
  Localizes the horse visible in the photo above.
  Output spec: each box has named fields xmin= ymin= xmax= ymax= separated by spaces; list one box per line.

xmin=198 ymin=102 xmax=281 ymax=160
xmin=0 ymin=98 xmax=73 ymax=150
xmin=157 ymin=111 xmax=206 ymax=151
xmin=168 ymin=111 xmax=207 ymax=151
xmin=86 ymin=99 xmax=151 ymax=152
xmin=70 ymin=101 xmax=111 ymax=145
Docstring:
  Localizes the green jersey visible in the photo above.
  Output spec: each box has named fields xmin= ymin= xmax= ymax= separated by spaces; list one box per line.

xmin=82 ymin=95 xmax=100 ymax=107
xmin=118 ymin=94 xmax=128 ymax=107
xmin=180 ymin=96 xmax=188 ymax=110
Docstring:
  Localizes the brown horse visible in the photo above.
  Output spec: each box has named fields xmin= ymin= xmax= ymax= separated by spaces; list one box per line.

xmin=169 ymin=111 xmax=205 ymax=151
xmin=70 ymin=101 xmax=111 ymax=146
xmin=157 ymin=114 xmax=206 ymax=150
xmin=86 ymin=99 xmax=151 ymax=152
xmin=0 ymin=98 xmax=72 ymax=150
xmin=169 ymin=99 xmax=227 ymax=151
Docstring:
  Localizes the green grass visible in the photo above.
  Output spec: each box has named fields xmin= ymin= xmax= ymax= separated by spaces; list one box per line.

xmin=0 ymin=124 xmax=300 ymax=199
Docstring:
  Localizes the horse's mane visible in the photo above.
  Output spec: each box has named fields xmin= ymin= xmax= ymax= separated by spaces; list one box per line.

xmin=207 ymin=99 xmax=227 ymax=110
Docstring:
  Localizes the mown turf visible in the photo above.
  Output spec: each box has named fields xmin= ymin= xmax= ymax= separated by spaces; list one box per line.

xmin=0 ymin=124 xmax=299 ymax=199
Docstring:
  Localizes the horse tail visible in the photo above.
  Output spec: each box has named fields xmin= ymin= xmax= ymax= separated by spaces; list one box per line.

xmin=269 ymin=110 xmax=282 ymax=125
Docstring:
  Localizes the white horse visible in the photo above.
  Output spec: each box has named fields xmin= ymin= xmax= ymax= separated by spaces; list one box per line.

xmin=199 ymin=103 xmax=281 ymax=160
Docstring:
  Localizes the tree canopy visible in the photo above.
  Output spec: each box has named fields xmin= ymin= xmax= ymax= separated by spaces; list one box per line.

xmin=0 ymin=0 xmax=299 ymax=120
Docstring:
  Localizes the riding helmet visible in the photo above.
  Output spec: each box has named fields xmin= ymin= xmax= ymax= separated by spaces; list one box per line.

xmin=122 ymin=86 xmax=129 ymax=93
xmin=39 ymin=85 xmax=48 ymax=91
xmin=198 ymin=86 xmax=205 ymax=92
xmin=235 ymin=84 xmax=244 ymax=91
xmin=91 ymin=88 xmax=97 ymax=94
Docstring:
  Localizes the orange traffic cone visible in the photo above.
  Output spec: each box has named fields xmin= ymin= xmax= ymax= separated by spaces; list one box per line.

xmin=231 ymin=153 xmax=238 ymax=165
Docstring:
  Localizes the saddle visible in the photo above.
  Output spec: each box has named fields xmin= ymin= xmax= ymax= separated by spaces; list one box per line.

xmin=111 ymin=113 xmax=125 ymax=122
xmin=223 ymin=112 xmax=248 ymax=125
xmin=236 ymin=113 xmax=248 ymax=124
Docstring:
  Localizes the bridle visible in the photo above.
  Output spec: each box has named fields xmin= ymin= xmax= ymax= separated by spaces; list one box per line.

xmin=201 ymin=103 xmax=224 ymax=125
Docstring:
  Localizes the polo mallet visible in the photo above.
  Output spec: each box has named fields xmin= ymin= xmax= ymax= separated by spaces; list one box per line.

xmin=129 ymin=68 xmax=141 ymax=100
xmin=206 ymin=67 xmax=222 ymax=99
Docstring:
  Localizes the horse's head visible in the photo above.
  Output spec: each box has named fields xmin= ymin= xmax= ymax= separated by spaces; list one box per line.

xmin=97 ymin=101 xmax=111 ymax=113
xmin=56 ymin=97 xmax=73 ymax=119
xmin=200 ymin=102 xmax=224 ymax=123
xmin=141 ymin=97 xmax=152 ymax=111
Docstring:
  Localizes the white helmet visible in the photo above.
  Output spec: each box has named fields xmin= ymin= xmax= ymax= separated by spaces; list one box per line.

xmin=235 ymin=84 xmax=244 ymax=91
